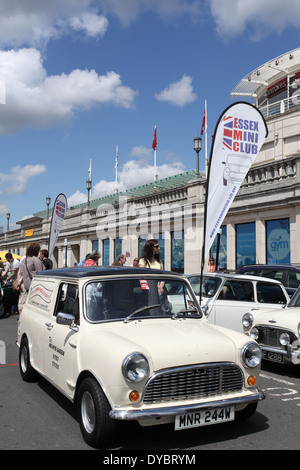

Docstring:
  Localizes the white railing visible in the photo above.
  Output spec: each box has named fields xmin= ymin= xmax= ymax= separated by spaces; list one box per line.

xmin=260 ymin=95 xmax=300 ymax=118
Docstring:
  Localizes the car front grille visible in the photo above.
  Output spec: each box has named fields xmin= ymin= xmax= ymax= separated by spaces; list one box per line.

xmin=143 ymin=363 xmax=243 ymax=404
xmin=256 ymin=325 xmax=298 ymax=349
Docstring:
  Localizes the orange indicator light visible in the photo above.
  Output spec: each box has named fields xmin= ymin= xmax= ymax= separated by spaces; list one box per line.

xmin=247 ymin=375 xmax=256 ymax=386
xmin=129 ymin=390 xmax=140 ymax=402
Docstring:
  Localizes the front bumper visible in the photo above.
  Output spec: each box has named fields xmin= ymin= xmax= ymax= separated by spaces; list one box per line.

xmin=262 ymin=345 xmax=300 ymax=365
xmin=109 ymin=388 xmax=265 ymax=421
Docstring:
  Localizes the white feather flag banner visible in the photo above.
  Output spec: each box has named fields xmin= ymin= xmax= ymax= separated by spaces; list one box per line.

xmin=203 ymin=102 xmax=268 ymax=264
xmin=48 ymin=193 xmax=67 ymax=259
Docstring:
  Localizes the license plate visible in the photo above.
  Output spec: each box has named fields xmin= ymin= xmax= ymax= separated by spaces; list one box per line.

xmin=175 ymin=406 xmax=234 ymax=430
xmin=263 ymin=350 xmax=284 ymax=363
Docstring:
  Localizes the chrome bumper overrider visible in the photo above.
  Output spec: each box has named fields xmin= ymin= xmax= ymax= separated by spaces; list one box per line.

xmin=262 ymin=345 xmax=300 ymax=364
xmin=109 ymin=389 xmax=265 ymax=421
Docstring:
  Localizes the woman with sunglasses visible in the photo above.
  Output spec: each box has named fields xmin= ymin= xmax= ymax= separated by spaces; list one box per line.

xmin=139 ymin=239 xmax=163 ymax=269
xmin=207 ymin=256 xmax=216 ymax=272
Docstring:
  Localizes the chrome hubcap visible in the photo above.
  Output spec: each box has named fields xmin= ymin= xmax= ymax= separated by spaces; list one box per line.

xmin=81 ymin=391 xmax=96 ymax=434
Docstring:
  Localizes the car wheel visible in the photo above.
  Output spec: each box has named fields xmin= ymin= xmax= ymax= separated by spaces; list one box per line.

xmin=19 ymin=337 xmax=38 ymax=382
xmin=235 ymin=402 xmax=257 ymax=421
xmin=77 ymin=377 xmax=118 ymax=448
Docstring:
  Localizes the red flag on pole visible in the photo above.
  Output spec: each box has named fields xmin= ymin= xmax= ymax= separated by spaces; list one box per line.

xmin=201 ymin=107 xmax=206 ymax=135
xmin=152 ymin=126 xmax=157 ymax=150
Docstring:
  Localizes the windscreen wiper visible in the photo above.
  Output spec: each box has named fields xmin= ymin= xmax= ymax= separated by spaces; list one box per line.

xmin=124 ymin=304 xmax=160 ymax=323
xmin=171 ymin=308 xmax=200 ymax=320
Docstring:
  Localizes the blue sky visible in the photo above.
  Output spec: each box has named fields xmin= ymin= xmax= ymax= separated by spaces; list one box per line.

xmin=0 ymin=0 xmax=300 ymax=229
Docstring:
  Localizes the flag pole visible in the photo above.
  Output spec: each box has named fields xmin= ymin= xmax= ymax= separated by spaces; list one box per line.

xmin=204 ymin=100 xmax=208 ymax=178
xmin=115 ymin=145 xmax=119 ymax=193
xmin=152 ymin=125 xmax=158 ymax=182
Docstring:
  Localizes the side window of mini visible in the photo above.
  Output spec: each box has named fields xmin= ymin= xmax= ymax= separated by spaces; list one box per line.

xmin=217 ymin=280 xmax=254 ymax=302
xmin=54 ymin=282 xmax=80 ymax=323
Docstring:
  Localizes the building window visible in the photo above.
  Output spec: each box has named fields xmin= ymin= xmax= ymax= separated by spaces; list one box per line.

xmin=211 ymin=225 xmax=227 ymax=270
xmin=171 ymin=230 xmax=184 ymax=273
xmin=138 ymin=235 xmax=148 ymax=258
xmin=103 ymin=239 xmax=110 ymax=266
xmin=154 ymin=233 xmax=165 ymax=267
xmin=236 ymin=222 xmax=256 ymax=268
xmin=266 ymin=218 xmax=290 ymax=264
xmin=114 ymin=238 xmax=122 ymax=262
xmin=92 ymin=240 xmax=98 ymax=251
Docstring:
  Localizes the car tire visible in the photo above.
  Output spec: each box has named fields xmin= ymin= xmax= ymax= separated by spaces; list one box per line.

xmin=19 ymin=337 xmax=38 ymax=382
xmin=77 ymin=377 xmax=118 ymax=448
xmin=235 ymin=402 xmax=257 ymax=421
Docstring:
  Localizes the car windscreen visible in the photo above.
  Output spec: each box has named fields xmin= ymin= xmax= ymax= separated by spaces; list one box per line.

xmin=188 ymin=276 xmax=222 ymax=298
xmin=287 ymin=287 xmax=300 ymax=307
xmin=84 ymin=277 xmax=201 ymax=322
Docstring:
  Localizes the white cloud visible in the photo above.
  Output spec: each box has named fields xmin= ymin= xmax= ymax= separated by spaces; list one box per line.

xmin=0 ymin=0 xmax=109 ymax=47
xmin=67 ymin=190 xmax=89 ymax=208
xmin=69 ymin=12 xmax=109 ymax=37
xmin=0 ymin=164 xmax=46 ymax=196
xmin=0 ymin=48 xmax=138 ymax=135
xmin=210 ymin=0 xmax=300 ymax=40
xmin=155 ymin=75 xmax=197 ymax=107
xmin=68 ymin=158 xmax=185 ymax=206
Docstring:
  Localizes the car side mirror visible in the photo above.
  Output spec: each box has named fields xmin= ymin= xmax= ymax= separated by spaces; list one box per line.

xmin=56 ymin=312 xmax=78 ymax=331
xmin=202 ymin=304 xmax=209 ymax=316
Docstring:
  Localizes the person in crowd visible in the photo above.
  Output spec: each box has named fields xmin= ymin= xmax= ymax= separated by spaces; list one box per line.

xmin=40 ymin=249 xmax=53 ymax=270
xmin=16 ymin=243 xmax=45 ymax=315
xmin=112 ymin=254 xmax=126 ymax=266
xmin=1 ymin=253 xmax=20 ymax=315
xmin=132 ymin=257 xmax=139 ymax=267
xmin=1 ymin=253 xmax=20 ymax=282
xmin=78 ymin=253 xmax=90 ymax=267
xmin=139 ymin=239 xmax=163 ymax=269
xmin=207 ymin=256 xmax=216 ymax=272
xmin=83 ymin=250 xmax=100 ymax=266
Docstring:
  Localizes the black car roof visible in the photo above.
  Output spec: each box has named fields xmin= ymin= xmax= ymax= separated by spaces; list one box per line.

xmin=35 ymin=266 xmax=181 ymax=279
xmin=238 ymin=264 xmax=300 ymax=270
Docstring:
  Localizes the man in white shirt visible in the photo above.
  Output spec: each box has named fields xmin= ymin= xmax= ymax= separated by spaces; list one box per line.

xmin=1 ymin=253 xmax=20 ymax=282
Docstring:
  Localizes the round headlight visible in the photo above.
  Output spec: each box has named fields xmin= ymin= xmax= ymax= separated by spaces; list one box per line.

xmin=279 ymin=332 xmax=290 ymax=346
xmin=122 ymin=352 xmax=149 ymax=383
xmin=250 ymin=327 xmax=259 ymax=341
xmin=242 ymin=312 xmax=254 ymax=329
xmin=242 ymin=342 xmax=262 ymax=368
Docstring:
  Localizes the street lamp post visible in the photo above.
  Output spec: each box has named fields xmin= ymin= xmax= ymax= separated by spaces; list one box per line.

xmin=193 ymin=136 xmax=202 ymax=176
xmin=6 ymin=212 xmax=10 ymax=232
xmin=46 ymin=196 xmax=51 ymax=219
xmin=86 ymin=179 xmax=92 ymax=207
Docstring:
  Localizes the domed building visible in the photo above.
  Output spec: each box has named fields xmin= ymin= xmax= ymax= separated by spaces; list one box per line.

xmin=2 ymin=48 xmax=300 ymax=272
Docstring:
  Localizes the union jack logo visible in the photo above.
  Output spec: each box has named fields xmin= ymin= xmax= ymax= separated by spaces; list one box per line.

xmin=223 ymin=115 xmax=234 ymax=150
xmin=56 ymin=200 xmax=66 ymax=219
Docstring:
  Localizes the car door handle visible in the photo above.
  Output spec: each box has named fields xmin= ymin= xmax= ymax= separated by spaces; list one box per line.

xmin=45 ymin=322 xmax=54 ymax=329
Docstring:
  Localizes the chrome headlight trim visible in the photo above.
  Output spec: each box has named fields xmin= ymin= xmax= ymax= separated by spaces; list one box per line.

xmin=242 ymin=342 xmax=262 ymax=368
xmin=122 ymin=352 xmax=149 ymax=383
xmin=279 ymin=332 xmax=290 ymax=346
xmin=250 ymin=327 xmax=259 ymax=341
xmin=242 ymin=312 xmax=254 ymax=329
